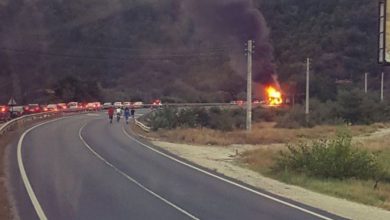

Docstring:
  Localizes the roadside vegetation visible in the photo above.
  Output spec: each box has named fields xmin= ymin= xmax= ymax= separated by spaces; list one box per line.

xmin=145 ymin=88 xmax=390 ymax=133
xmin=240 ymin=132 xmax=390 ymax=210
xmin=138 ymin=88 xmax=390 ymax=210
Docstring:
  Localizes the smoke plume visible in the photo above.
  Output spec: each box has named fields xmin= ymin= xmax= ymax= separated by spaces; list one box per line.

xmin=181 ymin=0 xmax=276 ymax=85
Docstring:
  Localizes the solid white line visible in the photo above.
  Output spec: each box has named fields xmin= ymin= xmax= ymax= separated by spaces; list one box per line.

xmin=122 ymin=126 xmax=335 ymax=220
xmin=17 ymin=118 xmax=67 ymax=220
xmin=78 ymin=124 xmax=199 ymax=220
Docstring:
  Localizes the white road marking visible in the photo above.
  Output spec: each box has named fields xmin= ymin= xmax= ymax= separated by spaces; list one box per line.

xmin=122 ymin=126 xmax=335 ymax=220
xmin=17 ymin=118 xmax=67 ymax=220
xmin=78 ymin=124 xmax=199 ymax=220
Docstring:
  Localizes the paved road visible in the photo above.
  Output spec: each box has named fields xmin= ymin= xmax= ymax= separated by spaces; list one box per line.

xmin=8 ymin=111 xmax=345 ymax=220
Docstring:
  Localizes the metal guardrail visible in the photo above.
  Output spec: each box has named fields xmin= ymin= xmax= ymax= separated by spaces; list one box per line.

xmin=143 ymin=103 xmax=235 ymax=108
xmin=134 ymin=118 xmax=151 ymax=132
xmin=0 ymin=111 xmax=64 ymax=136
xmin=0 ymin=109 xmax=93 ymax=136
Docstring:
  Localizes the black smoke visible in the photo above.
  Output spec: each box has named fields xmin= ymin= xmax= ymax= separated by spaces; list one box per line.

xmin=181 ymin=0 xmax=276 ymax=85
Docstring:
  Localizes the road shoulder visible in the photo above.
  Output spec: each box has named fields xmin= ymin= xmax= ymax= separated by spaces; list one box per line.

xmin=151 ymin=140 xmax=390 ymax=220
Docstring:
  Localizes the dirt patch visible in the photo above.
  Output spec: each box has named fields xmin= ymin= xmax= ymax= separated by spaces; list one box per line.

xmin=151 ymin=141 xmax=390 ymax=220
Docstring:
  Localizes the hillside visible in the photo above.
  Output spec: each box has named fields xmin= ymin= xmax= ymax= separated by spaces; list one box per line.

xmin=258 ymin=0 xmax=381 ymax=101
xmin=0 ymin=0 xmax=384 ymax=104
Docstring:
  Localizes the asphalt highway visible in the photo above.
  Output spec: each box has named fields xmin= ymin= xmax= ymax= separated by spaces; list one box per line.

xmin=8 ymin=111 xmax=346 ymax=220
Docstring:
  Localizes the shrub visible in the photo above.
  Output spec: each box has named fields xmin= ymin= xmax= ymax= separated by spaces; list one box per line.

xmin=208 ymin=109 xmax=235 ymax=131
xmin=149 ymin=107 xmax=179 ymax=131
xmin=253 ymin=107 xmax=277 ymax=122
xmin=275 ymin=105 xmax=308 ymax=128
xmin=274 ymin=133 xmax=383 ymax=180
xmin=148 ymin=107 xmax=245 ymax=131
xmin=193 ymin=108 xmax=210 ymax=127
xmin=177 ymin=108 xmax=197 ymax=128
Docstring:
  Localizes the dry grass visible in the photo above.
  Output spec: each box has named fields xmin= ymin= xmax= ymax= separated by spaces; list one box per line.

xmin=239 ymin=146 xmax=390 ymax=210
xmin=238 ymin=128 xmax=390 ymax=211
xmin=136 ymin=121 xmax=390 ymax=210
xmin=275 ymin=172 xmax=390 ymax=210
xmin=147 ymin=122 xmax=380 ymax=146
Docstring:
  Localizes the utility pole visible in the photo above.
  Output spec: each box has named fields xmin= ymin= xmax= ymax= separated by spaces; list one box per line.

xmin=246 ymin=40 xmax=253 ymax=132
xmin=364 ymin=72 xmax=368 ymax=94
xmin=381 ymin=71 xmax=384 ymax=102
xmin=305 ymin=58 xmax=310 ymax=116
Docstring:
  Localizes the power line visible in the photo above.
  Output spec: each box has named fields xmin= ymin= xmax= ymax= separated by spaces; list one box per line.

xmin=0 ymin=46 xmax=235 ymax=62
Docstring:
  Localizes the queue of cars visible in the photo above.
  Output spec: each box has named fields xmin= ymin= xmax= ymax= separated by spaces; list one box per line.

xmin=103 ymin=100 xmax=162 ymax=109
xmin=0 ymin=102 xmax=102 ymax=122
xmin=0 ymin=100 xmax=162 ymax=122
xmin=0 ymin=105 xmax=10 ymax=122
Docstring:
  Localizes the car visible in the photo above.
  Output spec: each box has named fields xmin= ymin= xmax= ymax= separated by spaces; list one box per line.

xmin=0 ymin=105 xmax=10 ymax=121
xmin=114 ymin=102 xmax=123 ymax=108
xmin=23 ymin=104 xmax=41 ymax=114
xmin=86 ymin=102 xmax=101 ymax=111
xmin=67 ymin=102 xmax=79 ymax=110
xmin=151 ymin=99 xmax=162 ymax=108
xmin=252 ymin=99 xmax=261 ymax=105
xmin=231 ymin=100 xmax=245 ymax=106
xmin=123 ymin=102 xmax=131 ymax=108
xmin=86 ymin=103 xmax=95 ymax=110
xmin=93 ymin=102 xmax=102 ymax=110
xmin=57 ymin=103 xmax=67 ymax=110
xmin=40 ymin=105 xmax=49 ymax=112
xmin=78 ymin=102 xmax=88 ymax=109
xmin=103 ymin=102 xmax=112 ymax=109
xmin=47 ymin=104 xmax=58 ymax=111
xmin=10 ymin=106 xmax=24 ymax=118
xmin=133 ymin=101 xmax=143 ymax=108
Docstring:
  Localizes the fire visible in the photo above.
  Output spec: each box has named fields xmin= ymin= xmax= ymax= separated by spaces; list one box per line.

xmin=266 ymin=86 xmax=283 ymax=106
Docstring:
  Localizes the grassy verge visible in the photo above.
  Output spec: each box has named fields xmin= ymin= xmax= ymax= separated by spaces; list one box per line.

xmin=240 ymin=142 xmax=390 ymax=210
xmin=147 ymin=122 xmax=381 ymax=146
xmin=137 ymin=122 xmax=390 ymax=210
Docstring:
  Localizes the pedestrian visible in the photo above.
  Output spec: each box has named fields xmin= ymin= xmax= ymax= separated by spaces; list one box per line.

xmin=124 ymin=107 xmax=130 ymax=124
xmin=131 ymin=108 xmax=135 ymax=119
xmin=116 ymin=107 xmax=122 ymax=123
xmin=108 ymin=106 xmax=114 ymax=124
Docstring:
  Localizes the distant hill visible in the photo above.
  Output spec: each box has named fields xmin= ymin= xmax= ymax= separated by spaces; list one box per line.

xmin=0 ymin=0 xmax=384 ymax=104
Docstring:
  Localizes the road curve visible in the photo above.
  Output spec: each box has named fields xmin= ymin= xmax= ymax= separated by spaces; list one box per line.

xmin=8 ymin=112 xmax=346 ymax=220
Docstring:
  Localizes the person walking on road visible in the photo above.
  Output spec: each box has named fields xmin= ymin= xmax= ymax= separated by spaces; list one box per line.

xmin=116 ymin=107 xmax=122 ymax=123
xmin=131 ymin=108 xmax=135 ymax=119
xmin=124 ymin=107 xmax=130 ymax=124
xmin=108 ymin=106 xmax=114 ymax=124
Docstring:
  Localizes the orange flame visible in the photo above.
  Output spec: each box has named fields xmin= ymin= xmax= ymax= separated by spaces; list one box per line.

xmin=266 ymin=86 xmax=283 ymax=106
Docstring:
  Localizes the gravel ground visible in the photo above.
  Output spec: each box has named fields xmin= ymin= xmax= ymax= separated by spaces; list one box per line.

xmin=152 ymin=141 xmax=390 ymax=220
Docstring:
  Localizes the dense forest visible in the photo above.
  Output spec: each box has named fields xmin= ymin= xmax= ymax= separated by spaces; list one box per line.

xmin=0 ymin=0 xmax=385 ymax=104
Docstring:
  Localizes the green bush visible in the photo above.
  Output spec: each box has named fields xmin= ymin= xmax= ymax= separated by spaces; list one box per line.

xmin=177 ymin=108 xmax=197 ymax=128
xmin=274 ymin=133 xmax=383 ymax=180
xmin=275 ymin=105 xmax=308 ymax=128
xmin=208 ymin=108 xmax=244 ymax=131
xmin=148 ymin=107 xmax=245 ymax=131
xmin=193 ymin=108 xmax=210 ymax=128
xmin=253 ymin=107 xmax=277 ymax=122
xmin=336 ymin=89 xmax=390 ymax=125
xmin=149 ymin=107 xmax=179 ymax=131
